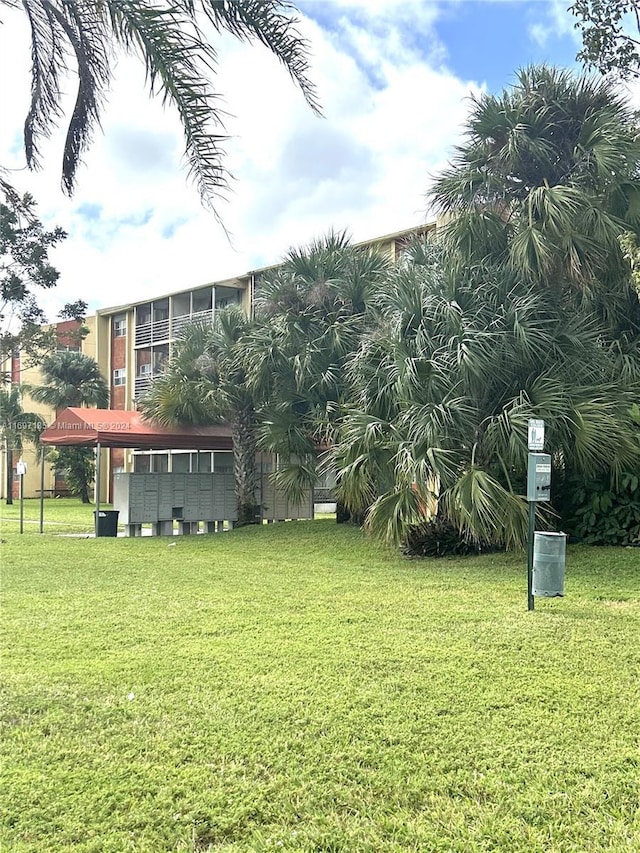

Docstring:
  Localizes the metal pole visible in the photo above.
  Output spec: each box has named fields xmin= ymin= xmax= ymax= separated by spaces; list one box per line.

xmin=19 ymin=472 xmax=24 ymax=534
xmin=527 ymin=500 xmax=535 ymax=611
xmin=95 ymin=442 xmax=101 ymax=537
xmin=39 ymin=445 xmax=45 ymax=533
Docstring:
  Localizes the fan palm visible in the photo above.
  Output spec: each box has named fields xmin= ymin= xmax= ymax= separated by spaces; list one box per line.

xmin=140 ymin=308 xmax=261 ymax=524
xmin=431 ymin=65 xmax=640 ymax=332
xmin=336 ymin=240 xmax=640 ymax=548
xmin=28 ymin=350 xmax=108 ymax=409
xmin=1 ymin=0 xmax=319 ymax=208
xmin=247 ymin=231 xmax=390 ymax=503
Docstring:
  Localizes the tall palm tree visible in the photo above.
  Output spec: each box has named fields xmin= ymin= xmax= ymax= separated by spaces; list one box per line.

xmin=0 ymin=386 xmax=44 ymax=505
xmin=336 ymin=239 xmax=640 ymax=548
xmin=29 ymin=351 xmax=108 ymax=502
xmin=140 ymin=308 xmax=262 ymax=525
xmin=247 ymin=231 xmax=390 ymax=506
xmin=2 ymin=0 xmax=320 ymax=208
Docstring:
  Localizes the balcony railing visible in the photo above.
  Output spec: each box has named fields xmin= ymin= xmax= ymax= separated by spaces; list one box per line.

xmin=135 ymin=310 xmax=213 ymax=347
xmin=134 ymin=375 xmax=153 ymax=397
xmin=171 ymin=309 xmax=214 ymax=338
xmin=134 ymin=316 xmax=170 ymax=347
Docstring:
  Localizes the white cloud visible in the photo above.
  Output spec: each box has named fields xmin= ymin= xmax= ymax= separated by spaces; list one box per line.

xmin=528 ymin=0 xmax=581 ymax=49
xmin=0 ymin=2 xmax=481 ymax=320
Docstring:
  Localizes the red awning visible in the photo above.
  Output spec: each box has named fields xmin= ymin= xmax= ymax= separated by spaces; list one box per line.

xmin=39 ymin=408 xmax=233 ymax=450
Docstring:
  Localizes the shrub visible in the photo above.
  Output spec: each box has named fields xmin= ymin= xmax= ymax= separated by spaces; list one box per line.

xmin=564 ymin=472 xmax=640 ymax=546
xmin=401 ymin=518 xmax=496 ymax=558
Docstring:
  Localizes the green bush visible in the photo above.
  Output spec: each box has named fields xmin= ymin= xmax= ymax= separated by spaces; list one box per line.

xmin=564 ymin=472 xmax=640 ymax=546
xmin=401 ymin=517 xmax=496 ymax=558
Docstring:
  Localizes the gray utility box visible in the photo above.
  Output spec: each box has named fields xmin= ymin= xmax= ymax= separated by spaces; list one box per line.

xmin=532 ymin=532 xmax=566 ymax=597
xmin=527 ymin=453 xmax=552 ymax=502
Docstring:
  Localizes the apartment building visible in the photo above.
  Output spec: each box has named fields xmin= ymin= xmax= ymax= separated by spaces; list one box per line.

xmin=4 ymin=222 xmax=434 ymax=501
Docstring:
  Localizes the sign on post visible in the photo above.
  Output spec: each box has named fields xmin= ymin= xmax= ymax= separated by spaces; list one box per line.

xmin=527 ymin=419 xmax=545 ymax=451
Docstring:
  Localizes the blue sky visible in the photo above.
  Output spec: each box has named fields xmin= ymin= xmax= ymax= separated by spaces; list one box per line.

xmin=299 ymin=0 xmax=581 ymax=92
xmin=0 ymin=0 xmax=632 ymax=316
xmin=434 ymin=1 xmax=580 ymax=88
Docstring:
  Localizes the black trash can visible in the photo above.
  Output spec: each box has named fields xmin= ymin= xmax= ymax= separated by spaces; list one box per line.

xmin=94 ymin=510 xmax=119 ymax=537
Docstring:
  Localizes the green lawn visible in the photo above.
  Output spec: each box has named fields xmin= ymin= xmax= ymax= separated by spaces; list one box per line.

xmin=1 ymin=506 xmax=639 ymax=852
xmin=1 ymin=497 xmax=108 ymax=534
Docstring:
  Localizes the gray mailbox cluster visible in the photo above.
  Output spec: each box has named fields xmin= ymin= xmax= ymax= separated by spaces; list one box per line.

xmin=113 ymin=472 xmax=314 ymax=537
xmin=114 ymin=472 xmax=236 ymax=536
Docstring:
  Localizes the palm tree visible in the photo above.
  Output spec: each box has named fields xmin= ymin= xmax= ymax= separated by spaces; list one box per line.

xmin=28 ymin=351 xmax=108 ymax=409
xmin=29 ymin=351 xmax=108 ymax=502
xmin=431 ymin=65 xmax=640 ymax=334
xmin=336 ymin=239 xmax=640 ymax=548
xmin=140 ymin=308 xmax=262 ymax=525
xmin=247 ymin=231 xmax=390 ymax=509
xmin=0 ymin=387 xmax=44 ymax=505
xmin=2 ymin=0 xmax=319 ymax=209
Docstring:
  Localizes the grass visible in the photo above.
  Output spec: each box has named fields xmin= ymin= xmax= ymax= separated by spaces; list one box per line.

xmin=1 ymin=497 xmax=107 ymax=534
xmin=1 ymin=503 xmax=639 ymax=851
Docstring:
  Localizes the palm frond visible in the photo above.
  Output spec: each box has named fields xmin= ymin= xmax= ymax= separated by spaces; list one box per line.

xmin=200 ymin=0 xmax=321 ymax=115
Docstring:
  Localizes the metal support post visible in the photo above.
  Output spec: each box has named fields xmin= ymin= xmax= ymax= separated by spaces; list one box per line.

xmin=95 ymin=442 xmax=101 ymax=537
xmin=19 ymin=472 xmax=24 ymax=534
xmin=527 ymin=500 xmax=535 ymax=611
xmin=39 ymin=445 xmax=45 ymax=533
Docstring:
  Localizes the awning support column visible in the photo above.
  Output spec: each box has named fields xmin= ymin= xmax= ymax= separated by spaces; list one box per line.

xmin=39 ymin=445 xmax=45 ymax=534
xmin=95 ymin=442 xmax=101 ymax=537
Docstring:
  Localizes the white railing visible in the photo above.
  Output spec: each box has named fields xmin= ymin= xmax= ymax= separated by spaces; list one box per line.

xmin=135 ymin=322 xmax=152 ymax=347
xmin=171 ymin=309 xmax=214 ymax=338
xmin=135 ymin=309 xmax=214 ymax=347
xmin=134 ymin=376 xmax=152 ymax=397
xmin=134 ymin=317 xmax=170 ymax=347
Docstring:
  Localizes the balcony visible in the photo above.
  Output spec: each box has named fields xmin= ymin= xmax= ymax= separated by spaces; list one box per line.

xmin=135 ymin=310 xmax=213 ymax=348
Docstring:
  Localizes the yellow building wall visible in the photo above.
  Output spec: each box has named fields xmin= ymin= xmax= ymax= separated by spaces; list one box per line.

xmin=14 ymin=357 xmax=56 ymax=499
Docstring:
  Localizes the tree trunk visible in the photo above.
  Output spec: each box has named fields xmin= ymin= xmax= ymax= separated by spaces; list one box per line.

xmin=336 ymin=500 xmax=365 ymax=526
xmin=80 ymin=479 xmax=90 ymax=504
xmin=231 ymin=407 xmax=260 ymax=526
xmin=5 ymin=442 xmax=13 ymax=505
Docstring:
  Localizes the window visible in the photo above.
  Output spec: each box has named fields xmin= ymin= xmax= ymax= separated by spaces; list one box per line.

xmin=171 ymin=453 xmax=191 ymax=473
xmin=133 ymin=454 xmax=151 ymax=473
xmin=113 ymin=368 xmax=126 ymax=386
xmin=212 ymin=452 xmax=232 ymax=473
xmin=113 ymin=316 xmax=126 ymax=337
xmin=152 ymin=454 xmax=169 ymax=473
